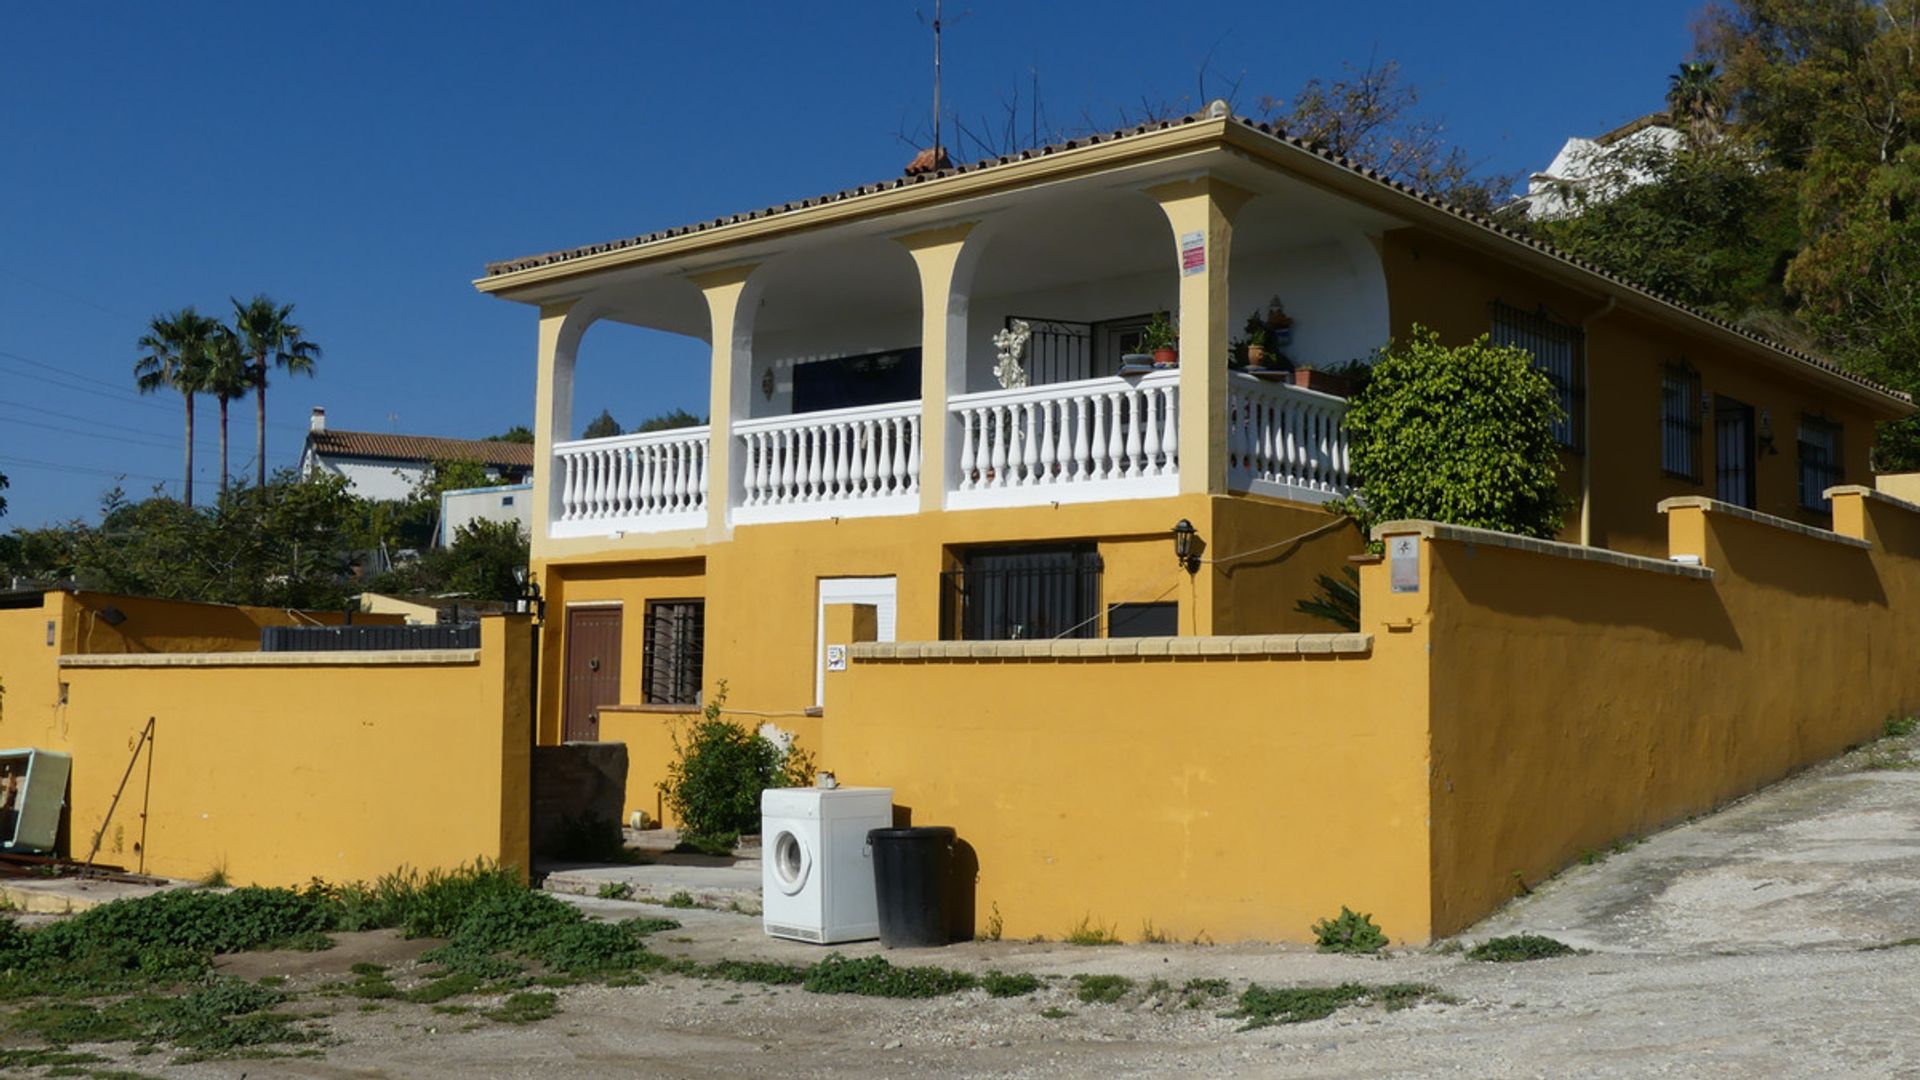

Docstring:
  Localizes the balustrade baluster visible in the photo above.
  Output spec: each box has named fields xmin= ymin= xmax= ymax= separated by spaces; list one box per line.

xmin=1124 ymin=389 xmax=1144 ymax=477
xmin=1037 ymin=400 xmax=1057 ymax=484
xmin=959 ymin=409 xmax=978 ymax=490
xmin=906 ymin=415 xmax=921 ymax=493
xmin=1105 ymin=392 xmax=1126 ymax=479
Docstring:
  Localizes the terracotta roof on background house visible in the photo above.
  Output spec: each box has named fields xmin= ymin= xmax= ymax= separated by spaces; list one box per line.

xmin=1593 ymin=112 xmax=1674 ymax=146
xmin=480 ymin=107 xmax=1908 ymax=408
xmin=305 ymin=430 xmax=535 ymax=469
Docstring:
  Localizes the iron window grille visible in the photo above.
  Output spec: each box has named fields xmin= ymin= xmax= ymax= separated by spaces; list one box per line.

xmin=641 ymin=599 xmax=705 ymax=706
xmin=1660 ymin=362 xmax=1702 ymax=482
xmin=941 ymin=544 xmax=1104 ymax=641
xmin=1797 ymin=416 xmax=1843 ymax=513
xmin=1714 ymin=396 xmax=1758 ymax=509
xmin=1490 ymin=302 xmax=1586 ymax=451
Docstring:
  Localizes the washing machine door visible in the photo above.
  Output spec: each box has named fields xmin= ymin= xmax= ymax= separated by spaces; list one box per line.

xmin=769 ymin=827 xmax=814 ymax=896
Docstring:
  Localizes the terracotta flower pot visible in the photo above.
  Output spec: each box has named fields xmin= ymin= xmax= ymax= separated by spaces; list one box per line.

xmin=1153 ymin=347 xmax=1179 ymax=368
xmin=1292 ymin=368 xmax=1352 ymax=397
xmin=1246 ymin=344 xmax=1268 ymax=368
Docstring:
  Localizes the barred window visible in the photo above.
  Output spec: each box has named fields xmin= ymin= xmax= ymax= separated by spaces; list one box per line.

xmin=1797 ymin=417 xmax=1842 ymax=513
xmin=641 ymin=599 xmax=704 ymax=705
xmin=1490 ymin=302 xmax=1585 ymax=450
xmin=941 ymin=544 xmax=1103 ymax=641
xmin=1660 ymin=364 xmax=1701 ymax=481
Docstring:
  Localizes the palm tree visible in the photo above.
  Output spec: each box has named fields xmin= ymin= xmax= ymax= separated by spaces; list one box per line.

xmin=135 ymin=308 xmax=221 ymax=507
xmin=230 ymin=295 xmax=322 ymax=489
xmin=1667 ymin=61 xmax=1724 ymax=147
xmin=203 ymin=326 xmax=255 ymax=498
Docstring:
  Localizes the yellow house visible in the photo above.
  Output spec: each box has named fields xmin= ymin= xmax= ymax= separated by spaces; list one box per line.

xmin=476 ymin=106 xmax=1916 ymax=940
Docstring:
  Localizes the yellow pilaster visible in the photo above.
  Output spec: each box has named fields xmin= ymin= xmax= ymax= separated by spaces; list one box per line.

xmin=1150 ymin=177 xmax=1254 ymax=496
xmin=898 ymin=223 xmax=977 ymax=513
xmin=692 ymin=265 xmax=759 ymax=537
xmin=531 ymin=300 xmax=577 ymax=556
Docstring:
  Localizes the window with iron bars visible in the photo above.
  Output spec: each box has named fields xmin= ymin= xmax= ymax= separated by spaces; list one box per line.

xmin=641 ymin=599 xmax=704 ymax=706
xmin=1490 ymin=302 xmax=1585 ymax=451
xmin=1797 ymin=416 xmax=1843 ymax=513
xmin=1660 ymin=363 xmax=1701 ymax=482
xmin=940 ymin=544 xmax=1103 ymax=641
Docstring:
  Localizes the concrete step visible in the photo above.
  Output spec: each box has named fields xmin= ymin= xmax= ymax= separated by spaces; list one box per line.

xmin=541 ymin=860 xmax=762 ymax=915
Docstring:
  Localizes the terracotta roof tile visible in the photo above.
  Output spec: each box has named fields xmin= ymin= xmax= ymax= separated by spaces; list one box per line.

xmin=306 ymin=429 xmax=534 ymax=469
xmin=480 ymin=110 xmax=1908 ymax=407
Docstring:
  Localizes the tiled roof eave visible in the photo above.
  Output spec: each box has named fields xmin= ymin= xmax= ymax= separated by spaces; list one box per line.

xmin=478 ymin=111 xmax=1910 ymax=411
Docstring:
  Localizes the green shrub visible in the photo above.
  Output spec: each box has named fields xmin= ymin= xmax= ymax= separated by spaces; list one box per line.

xmin=1887 ymin=714 xmax=1918 ymax=738
xmin=1230 ymin=981 xmax=1448 ymax=1029
xmin=1311 ymin=906 xmax=1389 ymax=954
xmin=658 ymin=683 xmax=814 ymax=843
xmin=980 ymin=971 xmax=1040 ymax=998
xmin=801 ymin=954 xmax=977 ymax=998
xmin=1467 ymin=934 xmax=1579 ymax=962
xmin=1072 ymin=974 xmax=1133 ymax=1004
xmin=1064 ymin=914 xmax=1120 ymax=946
xmin=1335 ymin=326 xmax=1566 ymax=539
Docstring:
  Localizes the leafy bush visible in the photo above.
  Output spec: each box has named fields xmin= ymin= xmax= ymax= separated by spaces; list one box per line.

xmin=1336 ymin=326 xmax=1565 ymax=539
xmin=1887 ymin=715 xmax=1918 ymax=738
xmin=1072 ymin=973 xmax=1133 ymax=1004
xmin=1311 ymin=906 xmax=1389 ymax=954
xmin=980 ymin=971 xmax=1041 ymax=998
xmin=1466 ymin=933 xmax=1578 ymax=962
xmin=801 ymin=954 xmax=977 ymax=998
xmin=1230 ymin=981 xmax=1448 ymax=1029
xmin=659 ymin=683 xmax=814 ymax=847
xmin=1295 ymin=564 xmax=1361 ymax=631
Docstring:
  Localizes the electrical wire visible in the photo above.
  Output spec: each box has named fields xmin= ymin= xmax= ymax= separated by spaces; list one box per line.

xmin=1196 ymin=515 xmax=1354 ymax=566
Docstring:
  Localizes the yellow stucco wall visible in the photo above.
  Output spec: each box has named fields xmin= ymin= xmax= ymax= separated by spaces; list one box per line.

xmin=57 ymin=590 xmax=396 ymax=656
xmin=1380 ymin=228 xmax=1884 ymax=557
xmin=819 ymin=559 xmax=1430 ymax=946
xmin=1415 ymin=490 xmax=1920 ymax=935
xmin=0 ymin=603 xmax=531 ymax=886
xmin=537 ymin=495 xmax=1362 ymax=826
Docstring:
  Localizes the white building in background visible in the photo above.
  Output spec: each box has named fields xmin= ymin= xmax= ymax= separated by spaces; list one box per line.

xmin=298 ymin=406 xmax=534 ymax=502
xmin=439 ymin=483 xmax=533 ymax=546
xmin=1516 ymin=114 xmax=1684 ymax=221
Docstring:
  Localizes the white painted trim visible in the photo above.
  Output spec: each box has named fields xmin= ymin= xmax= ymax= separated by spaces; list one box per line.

xmin=550 ymin=511 xmax=707 ymax=539
xmin=946 ymin=474 xmax=1179 ymax=511
xmin=732 ymin=494 xmax=920 ymax=526
xmin=1229 ymin=478 xmax=1342 ymax=505
xmin=816 ymin=577 xmax=897 ymax=707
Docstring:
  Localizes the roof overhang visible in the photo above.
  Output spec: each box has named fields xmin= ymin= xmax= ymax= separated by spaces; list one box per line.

xmin=476 ymin=114 xmax=1911 ymax=418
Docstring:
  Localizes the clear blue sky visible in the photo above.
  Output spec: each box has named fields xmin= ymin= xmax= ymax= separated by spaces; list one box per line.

xmin=0 ymin=1 xmax=1695 ymax=528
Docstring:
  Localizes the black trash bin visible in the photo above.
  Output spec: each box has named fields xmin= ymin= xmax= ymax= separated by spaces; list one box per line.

xmin=868 ymin=826 xmax=956 ymax=947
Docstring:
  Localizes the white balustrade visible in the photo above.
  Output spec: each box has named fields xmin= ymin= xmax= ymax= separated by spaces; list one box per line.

xmin=1226 ymin=372 xmax=1351 ymax=503
xmin=733 ymin=401 xmax=921 ymax=524
xmin=551 ymin=426 xmax=711 ymax=538
xmin=948 ymin=371 xmax=1180 ymax=509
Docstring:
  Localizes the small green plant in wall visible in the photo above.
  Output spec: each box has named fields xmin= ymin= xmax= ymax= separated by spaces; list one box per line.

xmin=1311 ymin=906 xmax=1389 ymax=954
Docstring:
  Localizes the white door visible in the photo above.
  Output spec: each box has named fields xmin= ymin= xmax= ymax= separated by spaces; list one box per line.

xmin=816 ymin=577 xmax=897 ymax=707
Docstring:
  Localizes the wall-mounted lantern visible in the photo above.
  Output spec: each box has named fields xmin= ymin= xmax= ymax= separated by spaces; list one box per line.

xmin=1171 ymin=519 xmax=1200 ymax=574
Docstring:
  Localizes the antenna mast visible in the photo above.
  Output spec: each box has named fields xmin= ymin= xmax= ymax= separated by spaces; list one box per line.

xmin=931 ymin=0 xmax=942 ymax=159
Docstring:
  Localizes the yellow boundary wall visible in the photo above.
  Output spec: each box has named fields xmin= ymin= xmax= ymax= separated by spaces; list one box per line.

xmin=822 ymin=487 xmax=1920 ymax=944
xmin=0 ymin=596 xmax=531 ymax=886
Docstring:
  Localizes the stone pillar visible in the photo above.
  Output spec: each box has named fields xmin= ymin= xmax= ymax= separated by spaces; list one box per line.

xmin=898 ymin=224 xmax=977 ymax=513
xmin=1150 ymin=177 xmax=1254 ymax=495
xmin=692 ymin=266 xmax=758 ymax=537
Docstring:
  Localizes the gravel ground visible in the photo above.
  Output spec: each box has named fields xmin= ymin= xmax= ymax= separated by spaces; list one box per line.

xmin=36 ymin=736 xmax=1920 ymax=1078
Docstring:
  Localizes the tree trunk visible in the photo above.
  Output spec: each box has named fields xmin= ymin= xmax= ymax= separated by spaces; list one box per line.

xmin=183 ymin=392 xmax=196 ymax=508
xmin=255 ymin=356 xmax=268 ymax=489
xmin=219 ymin=396 xmax=230 ymax=499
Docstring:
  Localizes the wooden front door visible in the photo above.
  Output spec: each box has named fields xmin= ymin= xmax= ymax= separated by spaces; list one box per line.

xmin=563 ymin=607 xmax=622 ymax=742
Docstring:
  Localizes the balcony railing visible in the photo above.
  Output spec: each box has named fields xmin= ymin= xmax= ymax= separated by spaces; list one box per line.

xmin=732 ymin=401 xmax=921 ymax=524
xmin=552 ymin=426 xmax=710 ymax=538
xmin=1226 ymin=372 xmax=1351 ymax=503
xmin=947 ymin=370 xmax=1180 ymax=510
xmin=545 ymin=371 xmax=1352 ymax=538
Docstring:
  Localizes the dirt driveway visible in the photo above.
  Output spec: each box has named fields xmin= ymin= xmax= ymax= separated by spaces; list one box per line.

xmin=87 ymin=737 xmax=1920 ymax=1077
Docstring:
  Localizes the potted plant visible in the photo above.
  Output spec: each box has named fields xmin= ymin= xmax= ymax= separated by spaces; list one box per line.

xmin=1244 ymin=325 xmax=1273 ymax=369
xmin=1142 ymin=311 xmax=1178 ymax=367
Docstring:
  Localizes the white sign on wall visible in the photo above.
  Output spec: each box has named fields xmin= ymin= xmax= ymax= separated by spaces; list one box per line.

xmin=1180 ymin=231 xmax=1206 ymax=276
xmin=825 ymin=644 xmax=848 ymax=672
xmin=1389 ymin=536 xmax=1420 ymax=593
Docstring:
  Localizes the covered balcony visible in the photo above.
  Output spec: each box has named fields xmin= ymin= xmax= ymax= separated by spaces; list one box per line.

xmin=534 ymin=163 xmax=1393 ymax=542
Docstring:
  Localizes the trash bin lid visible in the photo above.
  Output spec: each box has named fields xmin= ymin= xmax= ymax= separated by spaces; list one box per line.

xmin=868 ymin=826 xmax=956 ymax=843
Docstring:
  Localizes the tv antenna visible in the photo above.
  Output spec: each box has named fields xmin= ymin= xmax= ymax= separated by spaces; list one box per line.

xmin=918 ymin=3 xmax=969 ymax=161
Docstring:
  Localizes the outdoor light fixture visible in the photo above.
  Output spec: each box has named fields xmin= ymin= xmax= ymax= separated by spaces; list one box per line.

xmin=97 ymin=605 xmax=126 ymax=627
xmin=1759 ymin=409 xmax=1779 ymax=456
xmin=512 ymin=567 xmax=545 ymax=620
xmin=1171 ymin=519 xmax=1200 ymax=573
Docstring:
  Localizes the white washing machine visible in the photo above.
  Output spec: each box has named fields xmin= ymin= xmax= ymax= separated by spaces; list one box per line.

xmin=761 ymin=785 xmax=893 ymax=944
